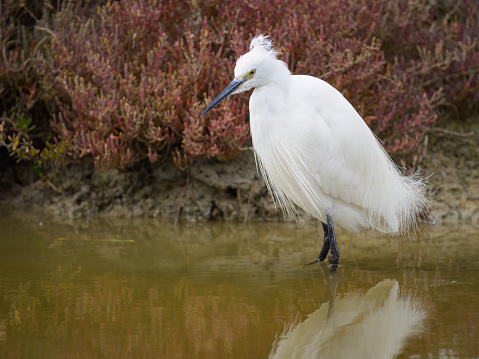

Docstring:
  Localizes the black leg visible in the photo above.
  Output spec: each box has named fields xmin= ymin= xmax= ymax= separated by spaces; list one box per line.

xmin=319 ymin=264 xmax=340 ymax=324
xmin=317 ymin=221 xmax=330 ymax=262
xmin=326 ymin=210 xmax=340 ymax=271
xmin=327 ymin=271 xmax=340 ymax=322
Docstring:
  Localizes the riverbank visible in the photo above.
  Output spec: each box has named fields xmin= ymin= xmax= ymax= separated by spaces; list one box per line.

xmin=1 ymin=118 xmax=478 ymax=226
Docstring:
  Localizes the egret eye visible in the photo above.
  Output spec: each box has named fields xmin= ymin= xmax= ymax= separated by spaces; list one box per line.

xmin=249 ymin=69 xmax=256 ymax=76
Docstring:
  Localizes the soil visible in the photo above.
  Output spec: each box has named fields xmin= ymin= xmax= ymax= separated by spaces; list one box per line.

xmin=1 ymin=118 xmax=478 ymax=225
xmin=420 ymin=118 xmax=479 ymax=224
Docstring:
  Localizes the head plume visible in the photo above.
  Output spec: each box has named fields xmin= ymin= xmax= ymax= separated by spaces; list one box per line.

xmin=249 ymin=34 xmax=280 ymax=58
xmin=232 ymin=34 xmax=290 ymax=90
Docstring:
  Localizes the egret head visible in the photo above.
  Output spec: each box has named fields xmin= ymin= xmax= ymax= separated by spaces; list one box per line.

xmin=201 ymin=35 xmax=289 ymax=117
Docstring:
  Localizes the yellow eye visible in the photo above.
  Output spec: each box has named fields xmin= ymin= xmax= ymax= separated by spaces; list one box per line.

xmin=249 ymin=69 xmax=256 ymax=76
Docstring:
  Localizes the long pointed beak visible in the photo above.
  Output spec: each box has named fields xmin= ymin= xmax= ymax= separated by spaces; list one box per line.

xmin=201 ymin=78 xmax=245 ymax=117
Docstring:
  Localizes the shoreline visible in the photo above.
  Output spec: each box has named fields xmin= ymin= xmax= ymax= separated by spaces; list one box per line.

xmin=1 ymin=119 xmax=478 ymax=226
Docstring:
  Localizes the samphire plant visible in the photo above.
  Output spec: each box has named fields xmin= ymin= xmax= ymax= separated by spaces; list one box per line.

xmin=1 ymin=0 xmax=478 ymax=172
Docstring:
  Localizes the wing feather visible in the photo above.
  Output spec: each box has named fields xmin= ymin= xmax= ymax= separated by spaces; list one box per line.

xmin=287 ymin=75 xmax=428 ymax=232
xmin=250 ymin=74 xmax=428 ymax=233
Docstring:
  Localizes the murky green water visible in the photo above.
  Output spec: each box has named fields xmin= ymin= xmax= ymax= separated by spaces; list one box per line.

xmin=0 ymin=212 xmax=478 ymax=358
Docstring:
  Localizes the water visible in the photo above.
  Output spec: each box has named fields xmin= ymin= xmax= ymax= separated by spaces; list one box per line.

xmin=0 ymin=212 xmax=478 ymax=358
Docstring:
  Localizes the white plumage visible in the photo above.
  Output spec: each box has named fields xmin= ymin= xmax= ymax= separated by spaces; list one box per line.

xmin=201 ymin=35 xmax=428 ymax=269
xmin=269 ymin=280 xmax=426 ymax=359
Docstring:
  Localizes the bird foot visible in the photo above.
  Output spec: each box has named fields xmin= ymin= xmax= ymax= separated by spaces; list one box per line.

xmin=328 ymin=263 xmax=339 ymax=272
xmin=328 ymin=254 xmax=339 ymax=272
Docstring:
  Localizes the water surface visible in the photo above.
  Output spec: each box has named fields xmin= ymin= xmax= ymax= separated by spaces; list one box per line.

xmin=0 ymin=212 xmax=478 ymax=358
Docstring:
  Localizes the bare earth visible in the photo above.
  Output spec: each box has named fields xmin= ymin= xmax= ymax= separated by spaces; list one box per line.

xmin=1 ymin=119 xmax=478 ymax=226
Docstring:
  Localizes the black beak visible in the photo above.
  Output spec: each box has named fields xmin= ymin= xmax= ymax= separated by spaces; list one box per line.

xmin=201 ymin=78 xmax=245 ymax=117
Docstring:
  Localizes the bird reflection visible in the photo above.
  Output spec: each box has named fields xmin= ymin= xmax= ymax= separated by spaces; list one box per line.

xmin=269 ymin=278 xmax=426 ymax=359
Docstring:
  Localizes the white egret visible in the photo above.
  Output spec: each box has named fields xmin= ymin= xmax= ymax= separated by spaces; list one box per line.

xmin=201 ymin=35 xmax=428 ymax=270
xmin=269 ymin=280 xmax=426 ymax=359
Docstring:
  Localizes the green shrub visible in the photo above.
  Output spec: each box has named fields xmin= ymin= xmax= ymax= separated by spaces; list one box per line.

xmin=0 ymin=0 xmax=65 ymax=175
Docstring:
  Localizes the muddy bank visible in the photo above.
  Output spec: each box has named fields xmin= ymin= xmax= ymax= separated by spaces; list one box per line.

xmin=420 ymin=118 xmax=479 ymax=223
xmin=1 ymin=119 xmax=478 ymax=225
xmin=0 ymin=148 xmax=284 ymax=222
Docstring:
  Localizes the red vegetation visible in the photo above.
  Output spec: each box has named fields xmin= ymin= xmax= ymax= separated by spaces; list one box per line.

xmin=1 ymin=0 xmax=478 ymax=171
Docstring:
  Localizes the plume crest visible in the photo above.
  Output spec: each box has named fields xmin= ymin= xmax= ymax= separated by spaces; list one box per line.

xmin=250 ymin=34 xmax=280 ymax=58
